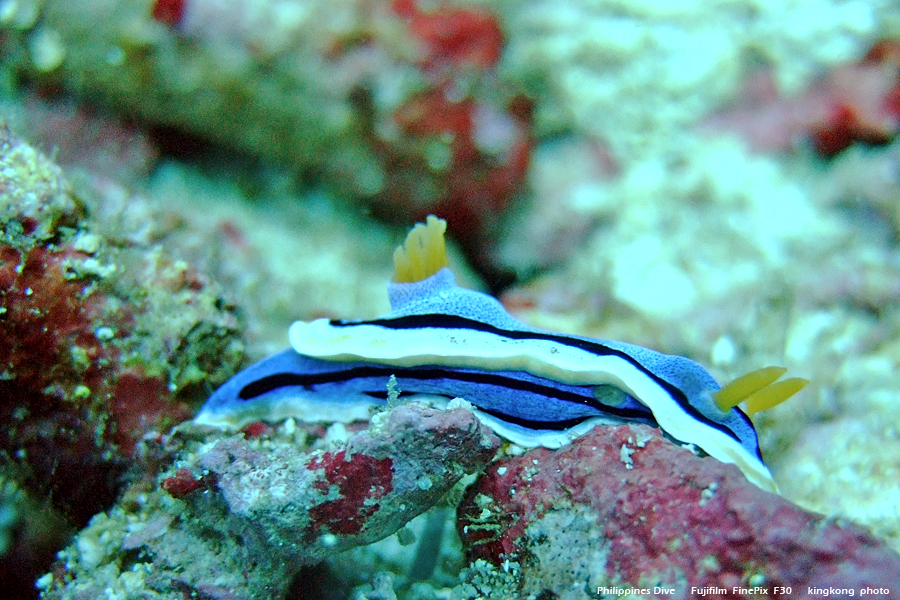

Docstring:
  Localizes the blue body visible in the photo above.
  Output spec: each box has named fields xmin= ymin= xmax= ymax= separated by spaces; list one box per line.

xmin=197 ymin=348 xmax=658 ymax=433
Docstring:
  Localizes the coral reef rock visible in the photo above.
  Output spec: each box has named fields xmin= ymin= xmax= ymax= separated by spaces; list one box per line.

xmin=40 ymin=401 xmax=499 ymax=600
xmin=458 ymin=423 xmax=900 ymax=600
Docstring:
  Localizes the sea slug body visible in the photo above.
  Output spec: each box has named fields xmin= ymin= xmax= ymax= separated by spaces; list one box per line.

xmin=196 ymin=217 xmax=807 ymax=492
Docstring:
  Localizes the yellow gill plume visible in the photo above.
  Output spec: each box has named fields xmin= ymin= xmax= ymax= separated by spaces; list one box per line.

xmin=713 ymin=366 xmax=809 ymax=415
xmin=392 ymin=215 xmax=449 ymax=283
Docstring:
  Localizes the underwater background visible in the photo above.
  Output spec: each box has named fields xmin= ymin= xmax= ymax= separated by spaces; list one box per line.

xmin=2 ymin=0 xmax=900 ymax=598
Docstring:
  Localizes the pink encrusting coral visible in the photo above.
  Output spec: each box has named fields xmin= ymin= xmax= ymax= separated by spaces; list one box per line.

xmin=457 ymin=424 xmax=900 ymax=599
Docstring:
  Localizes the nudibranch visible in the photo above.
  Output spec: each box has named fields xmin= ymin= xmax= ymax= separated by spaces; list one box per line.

xmin=196 ymin=216 xmax=808 ymax=492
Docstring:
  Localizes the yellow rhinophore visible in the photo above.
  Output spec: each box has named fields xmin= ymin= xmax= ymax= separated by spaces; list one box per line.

xmin=713 ymin=366 xmax=809 ymax=414
xmin=392 ymin=215 xmax=449 ymax=283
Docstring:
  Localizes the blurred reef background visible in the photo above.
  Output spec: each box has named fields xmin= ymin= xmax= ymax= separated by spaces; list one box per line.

xmin=3 ymin=0 xmax=900 ymax=598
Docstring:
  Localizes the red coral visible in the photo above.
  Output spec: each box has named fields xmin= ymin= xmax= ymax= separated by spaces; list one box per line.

xmin=351 ymin=0 xmax=532 ymax=291
xmin=809 ymin=103 xmax=894 ymax=157
xmin=0 ymin=246 xmax=106 ymax=400
xmin=152 ymin=0 xmax=186 ymax=27
xmin=162 ymin=468 xmax=204 ymax=498
xmin=392 ymin=0 xmax=504 ymax=70
xmin=0 ymin=241 xmax=192 ymax=524
xmin=307 ymin=451 xmax=393 ymax=535
xmin=706 ymin=39 xmax=900 ymax=157
xmin=110 ymin=371 xmax=192 ymax=455
xmin=239 ymin=421 xmax=272 ymax=439
xmin=810 ymin=41 xmax=900 ymax=157
xmin=0 ymin=245 xmax=128 ymax=524
xmin=379 ymin=87 xmax=531 ymax=288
